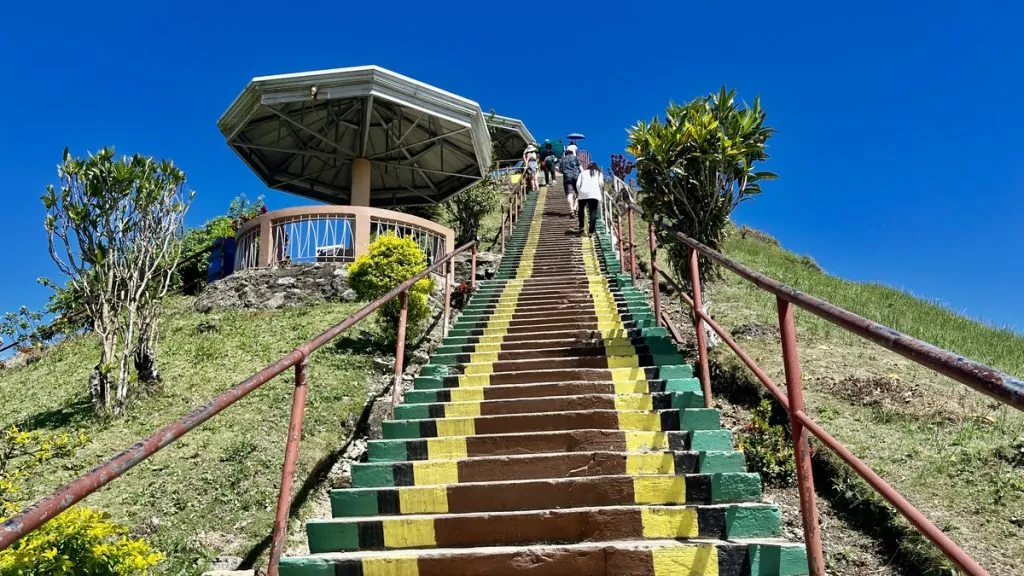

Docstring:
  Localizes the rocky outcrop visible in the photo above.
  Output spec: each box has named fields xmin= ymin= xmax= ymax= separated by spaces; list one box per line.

xmin=452 ymin=251 xmax=501 ymax=285
xmin=194 ymin=264 xmax=355 ymax=313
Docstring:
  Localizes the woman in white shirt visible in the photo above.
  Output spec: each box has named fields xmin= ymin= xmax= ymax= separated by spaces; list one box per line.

xmin=575 ymin=162 xmax=604 ymax=235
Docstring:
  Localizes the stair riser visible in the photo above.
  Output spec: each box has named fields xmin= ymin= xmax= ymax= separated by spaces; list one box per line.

xmin=305 ymin=505 xmax=782 ymax=553
xmin=331 ymin=473 xmax=762 ymax=517
xmin=394 ymin=393 xmax=698 ymax=419
xmin=381 ymin=409 xmax=697 ymax=440
xmin=366 ymin=430 xmax=737 ymax=464
xmin=403 ymin=379 xmax=702 ymax=404
xmin=279 ymin=542 xmax=808 ymax=576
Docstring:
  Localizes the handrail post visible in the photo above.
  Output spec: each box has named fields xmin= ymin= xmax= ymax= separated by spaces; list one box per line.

xmin=689 ymin=248 xmax=713 ymax=408
xmin=616 ymin=205 xmax=625 ymax=267
xmin=268 ymin=358 xmax=309 ymax=576
xmin=627 ymin=208 xmax=638 ymax=279
xmin=777 ymin=297 xmax=826 ymax=576
xmin=470 ymin=244 xmax=478 ymax=292
xmin=500 ymin=211 xmax=506 ymax=253
xmin=389 ymin=292 xmax=410 ymax=419
xmin=442 ymin=259 xmax=452 ymax=338
xmin=649 ymin=222 xmax=661 ymax=326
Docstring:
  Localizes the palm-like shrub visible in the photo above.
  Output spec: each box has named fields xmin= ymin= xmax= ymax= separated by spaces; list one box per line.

xmin=627 ymin=87 xmax=776 ymax=284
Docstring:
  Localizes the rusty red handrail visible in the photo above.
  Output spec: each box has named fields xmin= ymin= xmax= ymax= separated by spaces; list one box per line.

xmin=0 ymin=240 xmax=478 ymax=576
xmin=611 ymin=191 xmax=1019 ymax=575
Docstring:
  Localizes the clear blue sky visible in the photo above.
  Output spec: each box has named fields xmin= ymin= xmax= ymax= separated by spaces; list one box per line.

xmin=1 ymin=0 xmax=1022 ymax=332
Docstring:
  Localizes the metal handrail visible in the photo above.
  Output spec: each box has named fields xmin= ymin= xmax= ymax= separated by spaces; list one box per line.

xmin=606 ymin=182 xmax=1018 ymax=575
xmin=0 ymin=241 xmax=479 ymax=576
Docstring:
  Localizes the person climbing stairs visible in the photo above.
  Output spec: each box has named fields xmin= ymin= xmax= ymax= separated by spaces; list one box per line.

xmin=278 ymin=187 xmax=809 ymax=575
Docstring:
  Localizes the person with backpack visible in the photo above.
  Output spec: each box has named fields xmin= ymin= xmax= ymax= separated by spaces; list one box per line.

xmin=559 ymin=147 xmax=582 ymax=217
xmin=575 ymin=162 xmax=604 ymax=236
xmin=539 ymin=142 xmax=557 ymax=186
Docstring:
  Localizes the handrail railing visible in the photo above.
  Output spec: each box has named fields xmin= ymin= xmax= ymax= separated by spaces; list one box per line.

xmin=607 ymin=183 xmax=1022 ymax=576
xmin=0 ymin=240 xmax=479 ymax=576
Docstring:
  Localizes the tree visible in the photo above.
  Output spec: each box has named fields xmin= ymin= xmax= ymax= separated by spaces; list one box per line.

xmin=42 ymin=147 xmax=193 ymax=414
xmin=627 ymin=87 xmax=776 ymax=284
xmin=0 ymin=307 xmax=44 ymax=350
xmin=627 ymin=88 xmax=775 ymax=348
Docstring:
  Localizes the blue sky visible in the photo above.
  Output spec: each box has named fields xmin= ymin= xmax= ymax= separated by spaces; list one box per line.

xmin=1 ymin=0 xmax=1022 ymax=332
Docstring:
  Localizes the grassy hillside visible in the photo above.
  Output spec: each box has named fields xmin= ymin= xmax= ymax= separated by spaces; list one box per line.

xmin=645 ymin=224 xmax=1024 ymax=574
xmin=0 ymin=296 xmax=379 ymax=575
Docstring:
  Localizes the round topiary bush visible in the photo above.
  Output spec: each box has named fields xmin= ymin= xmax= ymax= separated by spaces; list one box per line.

xmin=347 ymin=233 xmax=434 ymax=344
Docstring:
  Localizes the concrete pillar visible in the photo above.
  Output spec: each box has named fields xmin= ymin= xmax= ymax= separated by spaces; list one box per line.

xmin=351 ymin=158 xmax=371 ymax=206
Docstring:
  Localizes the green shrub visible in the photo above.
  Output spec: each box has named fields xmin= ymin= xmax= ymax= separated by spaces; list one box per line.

xmin=0 ymin=507 xmax=163 ymax=575
xmin=737 ymin=399 xmax=796 ymax=486
xmin=348 ymin=234 xmax=434 ymax=343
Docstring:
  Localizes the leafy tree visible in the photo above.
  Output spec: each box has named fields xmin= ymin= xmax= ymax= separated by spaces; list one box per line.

xmin=627 ymin=87 xmax=776 ymax=284
xmin=173 ymin=215 xmax=234 ymax=295
xmin=348 ymin=234 xmax=434 ymax=345
xmin=440 ymin=177 xmax=501 ymax=246
xmin=0 ymin=308 xmax=44 ymax=350
xmin=42 ymin=147 xmax=194 ymax=415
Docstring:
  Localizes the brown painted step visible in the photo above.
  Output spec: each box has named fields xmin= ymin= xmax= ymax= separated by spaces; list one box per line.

xmin=436 ymin=366 xmax=652 ymax=386
xmin=279 ymin=539 xmax=807 ymax=576
xmin=366 ymin=430 xmax=737 ymax=467
xmin=332 ymin=473 xmax=762 ymax=517
xmin=395 ymin=393 xmax=675 ymax=418
xmin=434 ymin=343 xmax=633 ymax=362
xmin=381 ymin=409 xmax=682 ymax=439
xmin=448 ymin=355 xmax=653 ymax=375
xmin=411 ymin=381 xmax=671 ymax=402
xmin=305 ymin=503 xmax=783 ymax=553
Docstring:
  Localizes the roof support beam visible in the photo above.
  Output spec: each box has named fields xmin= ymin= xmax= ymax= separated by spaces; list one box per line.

xmin=358 ymin=95 xmax=374 ymax=157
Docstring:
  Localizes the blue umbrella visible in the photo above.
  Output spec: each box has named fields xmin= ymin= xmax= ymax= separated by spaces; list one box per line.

xmin=566 ymin=133 xmax=586 ymax=141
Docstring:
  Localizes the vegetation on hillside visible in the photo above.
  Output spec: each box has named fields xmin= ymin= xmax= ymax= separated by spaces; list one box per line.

xmin=642 ymin=222 xmax=1023 ymax=574
xmin=0 ymin=296 xmax=376 ymax=574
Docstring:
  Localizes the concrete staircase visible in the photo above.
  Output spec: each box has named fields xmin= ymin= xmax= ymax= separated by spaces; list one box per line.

xmin=279 ymin=182 xmax=809 ymax=575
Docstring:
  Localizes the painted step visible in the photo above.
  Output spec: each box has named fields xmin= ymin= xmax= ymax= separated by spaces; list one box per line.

xmin=279 ymin=538 xmax=808 ymax=576
xmin=402 ymin=379 xmax=702 ymax=405
xmin=380 ymin=408 xmax=724 ymax=440
xmin=431 ymin=336 xmax=678 ymax=358
xmin=365 ymin=429 xmax=736 ymax=465
xmin=304 ymin=503 xmax=783 ymax=552
xmin=414 ymin=365 xmax=696 ymax=389
xmin=331 ymin=473 xmax=763 ymax=517
xmin=393 ymin=393 xmax=702 ymax=420
xmin=431 ymin=353 xmax=681 ymax=377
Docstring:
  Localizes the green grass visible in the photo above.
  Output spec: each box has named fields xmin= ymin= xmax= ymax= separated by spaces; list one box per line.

xmin=0 ymin=296 xmax=376 ymax=575
xmin=654 ymin=225 xmax=1024 ymax=574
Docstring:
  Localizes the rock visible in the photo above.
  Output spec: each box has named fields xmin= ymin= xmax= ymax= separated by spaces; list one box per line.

xmin=265 ymin=292 xmax=287 ymax=309
xmin=0 ymin=347 xmax=43 ymax=371
xmin=201 ymin=571 xmax=253 ymax=576
xmin=341 ymin=289 xmax=358 ymax=302
xmin=372 ymin=357 xmax=393 ymax=372
xmin=411 ymin=350 xmax=430 ymax=364
xmin=209 ymin=556 xmax=243 ymax=571
xmin=195 ymin=263 xmax=351 ymax=312
xmin=452 ymin=251 xmax=500 ymax=285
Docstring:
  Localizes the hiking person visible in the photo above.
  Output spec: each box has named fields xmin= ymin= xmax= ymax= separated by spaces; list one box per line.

xmin=539 ymin=142 xmax=557 ymax=186
xmin=575 ymin=162 xmax=604 ymax=235
xmin=560 ymin=147 xmax=582 ymax=217
xmin=523 ymin=144 xmax=539 ymax=192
